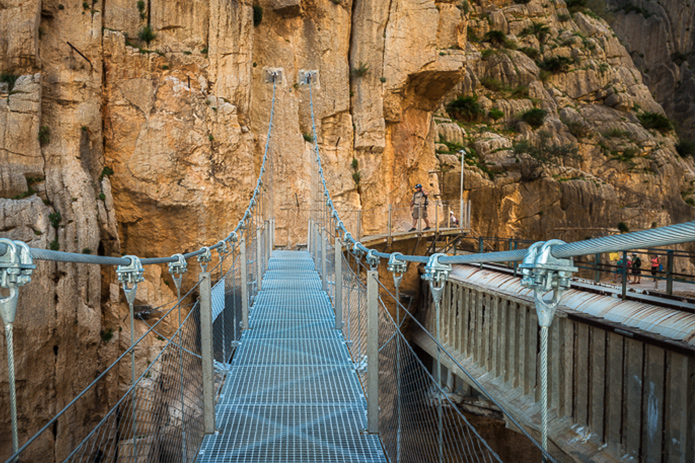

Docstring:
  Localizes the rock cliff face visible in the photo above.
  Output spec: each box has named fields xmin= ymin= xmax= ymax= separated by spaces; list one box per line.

xmin=605 ymin=0 xmax=695 ymax=139
xmin=0 ymin=0 xmax=693 ymax=460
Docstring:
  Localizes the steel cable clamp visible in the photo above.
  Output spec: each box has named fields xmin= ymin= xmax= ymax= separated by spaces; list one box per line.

xmin=217 ymin=240 xmax=229 ymax=261
xmin=519 ymin=240 xmax=577 ymax=327
xmin=168 ymin=253 xmax=187 ymax=291
xmin=387 ymin=252 xmax=408 ymax=288
xmin=0 ymin=239 xmax=35 ymax=325
xmin=352 ymin=242 xmax=366 ymax=259
xmin=422 ymin=253 xmax=451 ymax=305
xmin=366 ymin=250 xmax=380 ymax=270
xmin=227 ymin=231 xmax=238 ymax=243
xmin=117 ymin=255 xmax=145 ymax=305
xmin=197 ymin=247 xmax=212 ymax=273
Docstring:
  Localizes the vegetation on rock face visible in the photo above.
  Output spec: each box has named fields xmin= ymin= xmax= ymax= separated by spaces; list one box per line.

xmin=520 ymin=22 xmax=551 ymax=45
xmin=138 ymin=25 xmax=156 ymax=44
xmin=253 ymin=5 xmax=263 ymax=27
xmin=446 ymin=95 xmax=484 ymax=122
xmin=537 ymin=56 xmax=574 ymax=74
xmin=637 ymin=112 xmax=673 ymax=133
xmin=351 ymin=62 xmax=370 ymax=77
xmin=483 ymin=30 xmax=507 ymax=47
xmin=38 ymin=125 xmax=50 ymax=146
xmin=1 ymin=73 xmax=18 ymax=92
xmin=513 ymin=133 xmax=578 ymax=165
xmin=520 ymin=108 xmax=548 ymax=129
xmin=488 ymin=108 xmax=504 ymax=120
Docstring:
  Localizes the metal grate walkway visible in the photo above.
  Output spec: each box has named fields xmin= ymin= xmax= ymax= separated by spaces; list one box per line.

xmin=196 ymin=251 xmax=387 ymax=462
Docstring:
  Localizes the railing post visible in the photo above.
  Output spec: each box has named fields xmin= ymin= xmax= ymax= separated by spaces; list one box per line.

xmin=594 ymin=253 xmax=601 ymax=283
xmin=321 ymin=228 xmax=328 ymax=291
xmin=478 ymin=237 xmax=484 ymax=269
xmin=256 ymin=227 xmax=263 ymax=291
xmin=241 ymin=237 xmax=249 ymax=329
xmin=367 ymin=267 xmax=379 ymax=433
xmin=621 ymin=250 xmax=628 ymax=300
xmin=335 ymin=237 xmax=343 ymax=330
xmin=666 ymin=250 xmax=674 ymax=295
xmin=199 ymin=268 xmax=215 ymax=434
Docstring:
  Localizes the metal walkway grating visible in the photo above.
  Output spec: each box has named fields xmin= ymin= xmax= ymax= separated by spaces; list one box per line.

xmin=196 ymin=251 xmax=387 ymax=463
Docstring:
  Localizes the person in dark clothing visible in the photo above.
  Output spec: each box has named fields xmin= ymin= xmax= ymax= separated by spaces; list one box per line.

xmin=409 ymin=184 xmax=431 ymax=232
xmin=631 ymin=252 xmax=642 ymax=284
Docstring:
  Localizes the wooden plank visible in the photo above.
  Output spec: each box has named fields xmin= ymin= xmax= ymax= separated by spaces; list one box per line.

xmin=589 ymin=327 xmax=606 ymax=441
xmin=490 ymin=296 xmax=499 ymax=374
xmin=461 ymin=287 xmax=469 ymax=357
xmin=642 ymin=344 xmax=665 ymax=462
xmin=526 ymin=306 xmax=538 ymax=397
xmin=605 ymin=332 xmax=624 ymax=454
xmin=483 ymin=293 xmax=491 ymax=370
xmin=550 ymin=317 xmax=561 ymax=413
xmin=664 ymin=353 xmax=689 ymax=463
xmin=623 ymin=338 xmax=644 ymax=461
xmin=475 ymin=291 xmax=484 ymax=364
xmin=558 ymin=317 xmax=574 ymax=418
xmin=574 ymin=323 xmax=590 ymax=426
xmin=455 ymin=285 xmax=463 ymax=352
xmin=469 ymin=289 xmax=478 ymax=360
xmin=506 ymin=300 xmax=517 ymax=386
xmin=517 ymin=303 xmax=526 ymax=391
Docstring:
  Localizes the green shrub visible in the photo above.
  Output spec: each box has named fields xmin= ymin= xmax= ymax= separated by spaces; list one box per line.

xmin=617 ymin=222 xmax=629 ymax=233
xmin=49 ymin=211 xmax=62 ymax=229
xmin=82 ymin=248 xmax=93 ymax=254
xmin=100 ymin=329 xmax=114 ymax=343
xmin=351 ymin=62 xmax=370 ymax=77
xmin=100 ymin=166 xmax=114 ymax=180
xmin=558 ymin=13 xmax=570 ymax=21
xmin=488 ymin=108 xmax=504 ymax=120
xmin=303 ymin=133 xmax=313 ymax=142
xmin=604 ymin=128 xmax=630 ymax=138
xmin=446 ymin=95 xmax=484 ymax=122
xmin=49 ymin=239 xmax=60 ymax=251
xmin=520 ymin=22 xmax=551 ymax=44
xmin=676 ymin=140 xmax=695 ymax=157
xmin=138 ymin=25 xmax=156 ymax=44
xmin=513 ymin=133 xmax=578 ymax=164
xmin=565 ymin=119 xmax=590 ymax=139
xmin=0 ymin=73 xmax=18 ymax=92
xmin=38 ymin=126 xmax=50 ymax=146
xmin=480 ymin=77 xmax=506 ymax=92
xmin=520 ymin=108 xmax=548 ymax=128
xmin=352 ymin=171 xmax=361 ymax=184
xmin=565 ymin=0 xmax=587 ymax=12
xmin=483 ymin=30 xmax=507 ymax=47
xmin=98 ymin=192 xmax=106 ymax=200
xmin=510 ymin=86 xmax=529 ymax=99
xmin=637 ymin=112 xmax=673 ymax=133
xmin=537 ymin=56 xmax=574 ymax=73
xmin=480 ymin=49 xmax=499 ymax=60
xmin=351 ymin=158 xmax=358 ymax=170
xmin=380 ymin=77 xmax=386 ymax=83
xmin=514 ymin=0 xmax=531 ymax=4
xmin=253 ymin=5 xmax=263 ymax=27
xmin=201 ymin=47 xmax=208 ymax=54
xmin=520 ymin=47 xmax=540 ymax=60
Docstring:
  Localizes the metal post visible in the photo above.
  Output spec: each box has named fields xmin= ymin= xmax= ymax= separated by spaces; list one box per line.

xmin=321 ymin=229 xmax=328 ymax=291
xmin=335 ymin=238 xmax=343 ymax=330
xmin=388 ymin=205 xmax=393 ymax=247
xmin=594 ymin=253 xmax=601 ymax=283
xmin=435 ymin=200 xmax=439 ymax=234
xmin=513 ymin=241 xmax=519 ymax=277
xmin=199 ymin=271 xmax=215 ymax=434
xmin=241 ymin=238 xmax=249 ymax=329
xmin=621 ymin=250 xmax=628 ymax=300
xmin=508 ymin=239 xmax=513 ymax=269
xmin=367 ymin=268 xmax=379 ymax=433
xmin=666 ymin=250 xmax=674 ymax=295
xmin=459 ymin=149 xmax=465 ymax=233
xmin=479 ymin=237 xmax=484 ymax=269
xmin=256 ymin=227 xmax=263 ymax=292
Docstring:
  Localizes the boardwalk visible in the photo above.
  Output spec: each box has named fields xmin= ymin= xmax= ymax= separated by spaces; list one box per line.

xmin=196 ymin=251 xmax=387 ymax=463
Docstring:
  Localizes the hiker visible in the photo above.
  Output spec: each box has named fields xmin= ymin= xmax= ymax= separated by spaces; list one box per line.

xmin=651 ymin=254 xmax=660 ymax=288
xmin=409 ymin=184 xmax=431 ymax=232
xmin=449 ymin=211 xmax=459 ymax=226
xmin=615 ymin=255 xmax=624 ymax=284
xmin=631 ymin=252 xmax=642 ymax=284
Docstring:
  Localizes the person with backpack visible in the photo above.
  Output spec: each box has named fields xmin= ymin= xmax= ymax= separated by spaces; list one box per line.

xmin=409 ymin=184 xmax=431 ymax=232
xmin=631 ymin=252 xmax=642 ymax=284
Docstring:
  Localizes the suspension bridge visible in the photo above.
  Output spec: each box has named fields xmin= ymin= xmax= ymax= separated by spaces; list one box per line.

xmin=1 ymin=73 xmax=695 ymax=463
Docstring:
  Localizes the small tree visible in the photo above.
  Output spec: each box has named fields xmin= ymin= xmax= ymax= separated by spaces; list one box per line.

xmin=446 ymin=95 xmax=484 ymax=122
xmin=520 ymin=108 xmax=548 ymax=129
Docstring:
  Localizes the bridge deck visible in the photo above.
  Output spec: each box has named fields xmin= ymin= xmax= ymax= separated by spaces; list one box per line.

xmin=196 ymin=251 xmax=387 ymax=463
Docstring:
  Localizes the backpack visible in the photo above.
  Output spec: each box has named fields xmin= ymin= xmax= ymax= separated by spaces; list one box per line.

xmin=634 ymin=257 xmax=641 ymax=268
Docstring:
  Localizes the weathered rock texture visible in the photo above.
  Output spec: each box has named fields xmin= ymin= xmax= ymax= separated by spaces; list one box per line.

xmin=0 ymin=0 xmax=693 ymax=461
xmin=605 ymin=0 xmax=695 ymax=138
